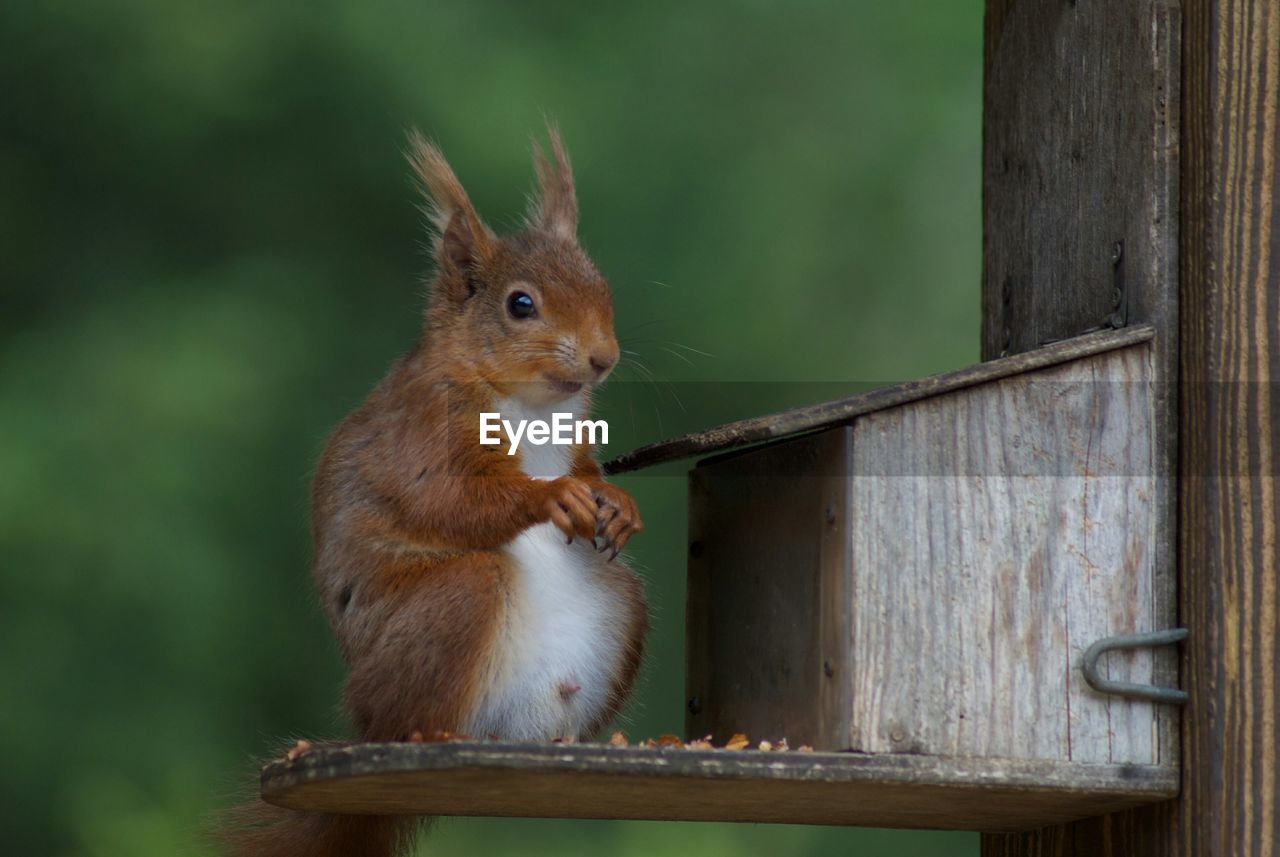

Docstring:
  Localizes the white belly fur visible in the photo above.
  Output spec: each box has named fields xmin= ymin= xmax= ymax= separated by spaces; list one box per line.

xmin=466 ymin=396 xmax=626 ymax=740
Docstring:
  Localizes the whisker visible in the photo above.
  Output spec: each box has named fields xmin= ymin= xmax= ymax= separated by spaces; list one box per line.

xmin=621 ymin=354 xmax=687 ymax=415
xmin=661 ymin=342 xmax=715 ymax=358
xmin=624 ymin=363 xmax=660 ymax=390
xmin=623 ymin=355 xmax=657 ymax=378
xmin=621 ymin=348 xmax=653 ymax=368
xmin=658 ymin=346 xmax=696 ymax=368
xmin=624 ymin=338 xmax=715 ymax=360
xmin=661 ymin=380 xmax=687 ymax=414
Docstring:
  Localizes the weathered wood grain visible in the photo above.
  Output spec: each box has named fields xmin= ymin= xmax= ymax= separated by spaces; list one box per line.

xmin=981 ymin=0 xmax=1179 ymax=364
xmin=981 ymin=0 xmax=1183 ymax=788
xmin=606 ymin=325 xmax=1154 ymax=475
xmin=849 ymin=344 xmax=1163 ymax=765
xmin=980 ymin=0 xmax=1183 ymax=850
xmin=261 ymin=741 xmax=1178 ymax=832
xmin=1174 ymin=2 xmax=1280 ymax=837
xmin=983 ymin=0 xmax=1280 ymax=854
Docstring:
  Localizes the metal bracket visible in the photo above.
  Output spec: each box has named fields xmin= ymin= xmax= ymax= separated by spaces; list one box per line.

xmin=1082 ymin=628 xmax=1189 ymax=704
xmin=1106 ymin=239 xmax=1128 ymax=329
xmin=1038 ymin=239 xmax=1129 ymax=347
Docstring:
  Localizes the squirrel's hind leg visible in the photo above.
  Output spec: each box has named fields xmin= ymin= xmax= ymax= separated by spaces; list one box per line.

xmin=342 ymin=550 xmax=509 ymax=742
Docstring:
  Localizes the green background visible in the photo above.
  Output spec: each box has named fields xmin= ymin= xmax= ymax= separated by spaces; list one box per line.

xmin=1 ymin=1 xmax=982 ymax=854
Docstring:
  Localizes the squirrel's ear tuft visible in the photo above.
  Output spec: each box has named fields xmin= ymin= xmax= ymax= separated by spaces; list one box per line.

xmin=406 ymin=130 xmax=495 ymax=280
xmin=525 ymin=123 xmax=578 ymax=241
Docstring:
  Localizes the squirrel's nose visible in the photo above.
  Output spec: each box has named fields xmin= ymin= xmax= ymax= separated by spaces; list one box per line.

xmin=589 ymin=347 xmax=618 ymax=377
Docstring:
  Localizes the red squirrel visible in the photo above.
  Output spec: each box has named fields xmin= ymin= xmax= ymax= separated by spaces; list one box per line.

xmin=221 ymin=128 xmax=648 ymax=857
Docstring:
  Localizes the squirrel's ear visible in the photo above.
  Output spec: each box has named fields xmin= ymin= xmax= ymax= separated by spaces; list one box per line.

xmin=406 ymin=130 xmax=495 ymax=283
xmin=441 ymin=210 xmax=484 ymax=275
xmin=526 ymin=124 xmax=578 ymax=241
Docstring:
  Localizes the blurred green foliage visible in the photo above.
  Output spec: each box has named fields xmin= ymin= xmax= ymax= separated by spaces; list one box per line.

xmin=1 ymin=1 xmax=981 ymax=854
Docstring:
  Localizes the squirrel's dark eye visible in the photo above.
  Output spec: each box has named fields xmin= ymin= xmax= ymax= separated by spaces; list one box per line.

xmin=507 ymin=291 xmax=537 ymax=320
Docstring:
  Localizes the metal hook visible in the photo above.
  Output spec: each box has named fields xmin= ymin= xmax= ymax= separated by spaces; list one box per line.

xmin=1082 ymin=628 xmax=1188 ymax=704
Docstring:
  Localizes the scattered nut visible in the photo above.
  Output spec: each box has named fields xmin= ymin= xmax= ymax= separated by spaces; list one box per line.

xmin=384 ymin=731 xmax=814 ymax=753
xmin=285 ymin=739 xmax=313 ymax=761
xmin=415 ymin=730 xmax=472 ymax=743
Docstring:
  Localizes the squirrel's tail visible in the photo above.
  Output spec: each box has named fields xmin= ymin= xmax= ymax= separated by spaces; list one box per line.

xmin=215 ymin=788 xmax=417 ymax=857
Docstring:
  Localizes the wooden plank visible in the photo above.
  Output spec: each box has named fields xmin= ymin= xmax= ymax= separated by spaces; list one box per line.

xmin=849 ymin=344 xmax=1161 ymax=764
xmin=261 ymin=741 xmax=1179 ymax=832
xmin=981 ymin=0 xmax=1183 ymax=795
xmin=605 ymin=325 xmax=1154 ymax=475
xmin=686 ymin=428 xmax=852 ymax=750
xmin=817 ymin=431 xmax=856 ymax=749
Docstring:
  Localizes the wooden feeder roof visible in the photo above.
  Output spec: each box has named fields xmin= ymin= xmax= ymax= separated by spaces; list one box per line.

xmin=603 ymin=324 xmax=1154 ymax=475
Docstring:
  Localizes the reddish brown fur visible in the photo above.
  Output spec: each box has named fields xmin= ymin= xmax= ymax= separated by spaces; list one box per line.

xmin=218 ymin=127 xmax=647 ymax=857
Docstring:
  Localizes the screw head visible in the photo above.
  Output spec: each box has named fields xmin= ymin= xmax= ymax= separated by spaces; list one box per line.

xmin=687 ymin=696 xmax=703 ymax=715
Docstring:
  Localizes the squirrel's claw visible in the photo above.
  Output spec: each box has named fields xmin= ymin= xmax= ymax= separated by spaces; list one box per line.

xmin=586 ymin=481 xmax=642 ymax=562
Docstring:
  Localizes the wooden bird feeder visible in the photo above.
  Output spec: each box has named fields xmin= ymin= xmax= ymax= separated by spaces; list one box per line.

xmin=678 ymin=326 xmax=1178 ymax=775
xmin=264 ymin=0 xmax=1280 ymax=846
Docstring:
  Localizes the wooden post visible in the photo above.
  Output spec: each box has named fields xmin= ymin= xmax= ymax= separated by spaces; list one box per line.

xmin=982 ymin=0 xmax=1280 ymax=854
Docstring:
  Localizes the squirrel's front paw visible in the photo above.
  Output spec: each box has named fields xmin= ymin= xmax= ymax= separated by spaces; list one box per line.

xmin=542 ymin=476 xmax=599 ymax=545
xmin=591 ymin=483 xmax=643 ymax=560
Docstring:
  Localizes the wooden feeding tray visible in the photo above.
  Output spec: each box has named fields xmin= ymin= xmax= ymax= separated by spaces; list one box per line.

xmin=262 ymin=740 xmax=1176 ymax=832
xmin=262 ymin=325 xmax=1182 ymax=831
